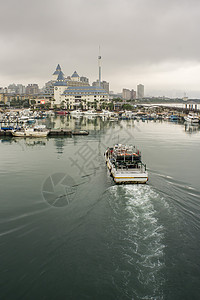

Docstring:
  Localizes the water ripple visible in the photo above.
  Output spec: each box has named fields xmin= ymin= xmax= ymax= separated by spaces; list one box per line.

xmin=105 ymin=185 xmax=166 ymax=300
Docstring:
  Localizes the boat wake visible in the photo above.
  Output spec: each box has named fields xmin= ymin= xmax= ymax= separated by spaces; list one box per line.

xmin=104 ymin=184 xmax=166 ymax=300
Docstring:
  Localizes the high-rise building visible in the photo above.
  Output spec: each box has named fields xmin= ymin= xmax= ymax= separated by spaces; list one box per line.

xmin=122 ymin=88 xmax=131 ymax=100
xmin=122 ymin=88 xmax=136 ymax=100
xmin=137 ymin=84 xmax=144 ymax=99
xmin=131 ymin=89 xmax=136 ymax=100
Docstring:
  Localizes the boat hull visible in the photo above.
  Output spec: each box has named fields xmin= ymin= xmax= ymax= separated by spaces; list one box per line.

xmin=106 ymin=156 xmax=148 ymax=184
xmin=25 ymin=131 xmax=49 ymax=137
xmin=12 ymin=130 xmax=49 ymax=137
xmin=12 ymin=131 xmax=26 ymax=137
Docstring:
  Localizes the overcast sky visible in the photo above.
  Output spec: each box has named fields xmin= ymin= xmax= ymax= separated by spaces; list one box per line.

xmin=1 ymin=0 xmax=200 ymax=97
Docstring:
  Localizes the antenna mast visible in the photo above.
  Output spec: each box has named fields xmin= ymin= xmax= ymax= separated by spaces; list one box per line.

xmin=98 ymin=45 xmax=101 ymax=87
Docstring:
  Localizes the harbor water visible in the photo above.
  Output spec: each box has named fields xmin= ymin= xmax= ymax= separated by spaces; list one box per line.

xmin=0 ymin=116 xmax=200 ymax=300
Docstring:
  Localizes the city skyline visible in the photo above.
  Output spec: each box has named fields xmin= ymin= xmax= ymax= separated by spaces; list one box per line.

xmin=1 ymin=0 xmax=200 ymax=98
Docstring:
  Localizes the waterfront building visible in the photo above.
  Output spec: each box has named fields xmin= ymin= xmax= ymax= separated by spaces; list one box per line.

xmin=54 ymin=71 xmax=109 ymax=109
xmin=44 ymin=65 xmax=90 ymax=102
xmin=137 ymin=84 xmax=144 ymax=99
xmin=53 ymin=53 xmax=109 ymax=109
xmin=61 ymin=86 xmax=109 ymax=109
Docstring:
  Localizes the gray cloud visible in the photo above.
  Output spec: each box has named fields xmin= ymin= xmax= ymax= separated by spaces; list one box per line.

xmin=1 ymin=0 xmax=200 ymax=96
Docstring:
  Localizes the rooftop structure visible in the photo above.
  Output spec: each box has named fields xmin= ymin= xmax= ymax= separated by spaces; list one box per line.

xmin=52 ymin=64 xmax=64 ymax=81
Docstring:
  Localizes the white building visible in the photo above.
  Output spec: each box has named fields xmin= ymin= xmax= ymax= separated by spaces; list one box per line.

xmin=71 ymin=71 xmax=80 ymax=82
xmin=62 ymin=86 xmax=109 ymax=109
xmin=54 ymin=72 xmax=68 ymax=106
xmin=54 ymin=72 xmax=109 ymax=109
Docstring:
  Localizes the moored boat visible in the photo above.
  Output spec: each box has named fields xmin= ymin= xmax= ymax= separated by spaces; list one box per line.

xmin=70 ymin=110 xmax=83 ymax=116
xmin=83 ymin=110 xmax=98 ymax=117
xmin=12 ymin=130 xmax=26 ymax=137
xmin=105 ymin=144 xmax=148 ymax=184
xmin=12 ymin=125 xmax=49 ymax=137
xmin=184 ymin=113 xmax=199 ymax=124
xmin=24 ymin=128 xmax=49 ymax=137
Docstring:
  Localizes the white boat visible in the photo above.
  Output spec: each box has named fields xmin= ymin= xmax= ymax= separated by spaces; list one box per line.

xmin=70 ymin=110 xmax=83 ymax=116
xmin=99 ymin=110 xmax=112 ymax=118
xmin=12 ymin=125 xmax=49 ymax=137
xmin=83 ymin=110 xmax=98 ymax=117
xmin=12 ymin=130 xmax=26 ymax=137
xmin=109 ymin=115 xmax=119 ymax=121
xmin=105 ymin=144 xmax=148 ymax=184
xmin=19 ymin=116 xmax=29 ymax=121
xmin=24 ymin=128 xmax=49 ymax=137
xmin=184 ymin=113 xmax=199 ymax=124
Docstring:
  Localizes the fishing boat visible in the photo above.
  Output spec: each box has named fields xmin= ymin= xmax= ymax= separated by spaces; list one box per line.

xmin=105 ymin=144 xmax=148 ymax=184
xmin=184 ymin=113 xmax=199 ymax=124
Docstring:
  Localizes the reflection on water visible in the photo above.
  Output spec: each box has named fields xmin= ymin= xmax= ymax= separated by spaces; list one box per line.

xmin=184 ymin=123 xmax=200 ymax=134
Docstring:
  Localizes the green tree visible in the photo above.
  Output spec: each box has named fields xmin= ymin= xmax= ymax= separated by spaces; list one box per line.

xmin=122 ymin=104 xmax=133 ymax=110
xmin=108 ymin=102 xmax=114 ymax=111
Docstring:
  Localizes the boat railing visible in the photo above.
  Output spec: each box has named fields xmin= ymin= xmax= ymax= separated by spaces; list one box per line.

xmin=115 ymin=163 xmax=146 ymax=172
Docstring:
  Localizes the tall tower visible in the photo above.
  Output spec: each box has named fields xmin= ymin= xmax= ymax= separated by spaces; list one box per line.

xmin=98 ymin=46 xmax=101 ymax=87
